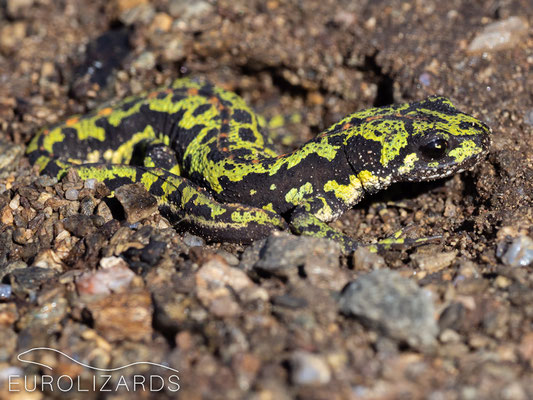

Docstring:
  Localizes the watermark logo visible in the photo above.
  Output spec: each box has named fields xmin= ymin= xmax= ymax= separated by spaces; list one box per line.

xmin=9 ymin=347 xmax=180 ymax=393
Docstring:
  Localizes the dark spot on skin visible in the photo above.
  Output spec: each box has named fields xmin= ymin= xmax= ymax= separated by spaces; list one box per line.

xmin=328 ymin=122 xmax=344 ymax=134
xmin=458 ymin=120 xmax=486 ymax=132
xmin=171 ymin=93 xmax=186 ymax=103
xmin=231 ymin=148 xmax=253 ymax=158
xmin=206 ymin=145 xmax=227 ymax=162
xmin=146 ymin=177 xmax=165 ymax=196
xmin=401 ymin=119 xmax=414 ymax=136
xmin=188 ymin=170 xmax=206 ymax=187
xmin=416 ymin=97 xmax=457 ymax=115
xmin=146 ymin=144 xmax=178 ymax=169
xmin=199 ymin=128 xmax=218 ymax=145
xmin=349 ymin=117 xmax=365 ymax=126
xmin=238 ymin=127 xmax=256 ymax=142
xmin=41 ymin=160 xmax=63 ymax=177
xmin=104 ymin=176 xmax=140 ymax=192
xmin=193 ymin=104 xmax=212 ymax=116
xmin=233 ymin=109 xmax=252 ymax=124
xmin=120 ymin=99 xmax=140 ymax=112
xmin=219 ymin=107 xmax=231 ymax=120
xmin=458 ymin=121 xmax=472 ymax=130
xmin=220 ymin=123 xmax=230 ymax=134
xmin=220 ymin=99 xmax=232 ymax=108
xmin=159 ymin=203 xmax=185 ymax=225
xmin=198 ymin=83 xmax=215 ymax=98
xmin=188 ymin=202 xmax=218 ymax=220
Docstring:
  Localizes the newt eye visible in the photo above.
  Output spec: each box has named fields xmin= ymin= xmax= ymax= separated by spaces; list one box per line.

xmin=419 ymin=138 xmax=448 ymax=160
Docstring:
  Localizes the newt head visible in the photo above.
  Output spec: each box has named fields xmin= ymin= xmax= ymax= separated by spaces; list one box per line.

xmin=343 ymin=96 xmax=491 ymax=187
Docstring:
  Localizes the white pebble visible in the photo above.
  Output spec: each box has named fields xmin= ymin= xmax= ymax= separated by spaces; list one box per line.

xmin=468 ymin=16 xmax=529 ymax=54
xmin=9 ymin=194 xmax=20 ymax=210
xmin=84 ymin=179 xmax=97 ymax=189
xmin=65 ymin=188 xmax=79 ymax=201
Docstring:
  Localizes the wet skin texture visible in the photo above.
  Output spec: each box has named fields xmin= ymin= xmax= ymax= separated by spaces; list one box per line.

xmin=27 ymin=78 xmax=491 ymax=252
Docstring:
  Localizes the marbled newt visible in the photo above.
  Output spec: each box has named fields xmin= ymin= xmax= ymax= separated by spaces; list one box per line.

xmin=27 ymin=78 xmax=491 ymax=252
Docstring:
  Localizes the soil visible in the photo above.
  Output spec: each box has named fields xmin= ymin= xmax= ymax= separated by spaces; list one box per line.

xmin=0 ymin=0 xmax=532 ymax=399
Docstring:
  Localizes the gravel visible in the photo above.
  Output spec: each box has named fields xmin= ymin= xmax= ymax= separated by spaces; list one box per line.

xmin=0 ymin=0 xmax=532 ymax=397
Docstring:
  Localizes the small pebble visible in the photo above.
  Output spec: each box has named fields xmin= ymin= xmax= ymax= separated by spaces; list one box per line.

xmin=352 ymin=247 xmax=386 ymax=271
xmin=6 ymin=0 xmax=35 ymax=17
xmin=40 ymin=61 xmax=55 ymax=84
xmin=63 ymin=214 xmax=98 ymax=237
xmin=518 ymin=332 xmax=533 ymax=363
xmin=290 ymin=351 xmax=331 ymax=385
xmin=32 ymin=249 xmax=65 ymax=272
xmin=0 ymin=22 xmax=27 ymax=54
xmin=1 ymin=207 xmax=13 ymax=225
xmin=85 ymin=290 xmax=153 ymax=342
xmin=84 ymin=179 xmax=97 ymax=189
xmin=169 ymin=0 xmax=213 ymax=20
xmin=9 ymin=267 xmax=58 ymax=299
xmin=112 ymin=0 xmax=147 ymax=13
xmin=0 ymin=284 xmax=12 ymax=300
xmin=77 ymin=258 xmax=135 ymax=295
xmin=99 ymin=255 xmax=128 ymax=269
xmin=439 ymin=329 xmax=461 ymax=343
xmin=438 ymin=302 xmax=465 ymax=331
xmin=119 ymin=2 xmax=155 ymax=25
xmin=80 ymin=196 xmax=97 ymax=215
xmin=161 ymin=37 xmax=186 ymax=62
xmin=467 ymin=16 xmax=529 ymax=54
xmin=494 ymin=275 xmax=512 ymax=289
xmin=17 ymin=295 xmax=68 ymax=329
xmin=96 ymin=201 xmax=113 ymax=222
xmin=64 ymin=188 xmax=79 ymax=201
xmin=114 ymin=183 xmax=158 ymax=224
xmin=0 ymin=367 xmax=23 ymax=382
xmin=150 ymin=13 xmax=173 ymax=32
xmin=131 ymin=51 xmax=156 ymax=71
xmin=183 ymin=232 xmax=205 ymax=247
xmin=411 ymin=251 xmax=457 ymax=273
xmin=9 ymin=194 xmax=20 ymax=210
xmin=35 ymin=175 xmax=57 ymax=187
xmin=499 ymin=236 xmax=533 ymax=267
xmin=139 ymin=239 xmax=167 ymax=266
xmin=524 ymin=109 xmax=533 ymax=126
xmin=271 ymin=294 xmax=308 ymax=309
xmin=339 ymin=269 xmax=438 ymax=350
xmin=0 ymin=140 xmax=24 ymax=178
xmin=500 ymin=382 xmax=528 ymax=400
xmin=195 ymin=255 xmax=264 ymax=317
xmin=419 ymin=72 xmax=431 ymax=87
xmin=215 ymin=250 xmax=240 ymax=266
xmin=253 ymin=234 xmax=340 ymax=275
xmin=37 ymin=192 xmax=53 ymax=205
xmin=0 ymin=260 xmax=27 ymax=281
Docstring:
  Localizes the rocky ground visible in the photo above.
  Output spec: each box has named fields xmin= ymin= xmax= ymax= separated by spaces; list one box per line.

xmin=0 ymin=0 xmax=532 ymax=399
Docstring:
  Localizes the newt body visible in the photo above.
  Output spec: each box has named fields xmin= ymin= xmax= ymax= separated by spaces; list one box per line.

xmin=27 ymin=78 xmax=491 ymax=252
